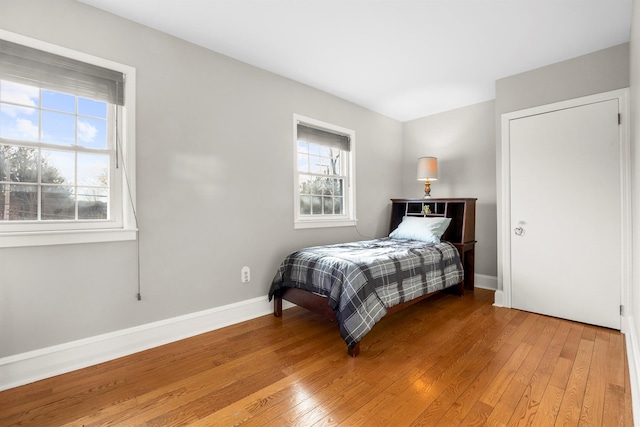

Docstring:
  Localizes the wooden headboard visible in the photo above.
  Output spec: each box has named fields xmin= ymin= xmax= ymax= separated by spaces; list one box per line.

xmin=389 ymin=198 xmax=477 ymax=289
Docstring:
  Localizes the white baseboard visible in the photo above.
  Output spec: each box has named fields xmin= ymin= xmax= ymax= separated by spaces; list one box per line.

xmin=624 ymin=315 xmax=639 ymax=425
xmin=493 ymin=290 xmax=505 ymax=307
xmin=474 ymin=274 xmax=497 ymax=291
xmin=0 ymin=296 xmax=294 ymax=392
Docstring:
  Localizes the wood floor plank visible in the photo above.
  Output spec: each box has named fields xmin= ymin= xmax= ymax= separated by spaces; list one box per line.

xmin=358 ymin=332 xmax=499 ymax=425
xmin=602 ymin=383 xmax=626 ymax=427
xmin=479 ymin=341 xmax=533 ymax=407
xmin=560 ymin=324 xmax=585 ymax=359
xmin=512 ymin=317 xmax=560 ymax=385
xmin=0 ymin=289 xmax=633 ymax=427
xmin=434 ymin=314 xmax=538 ymax=426
xmin=533 ymin=383 xmax=565 ymax=427
xmin=554 ymin=338 xmax=595 ymax=426
xmin=460 ymin=400 xmax=494 ymax=426
xmin=508 ymin=321 xmax=573 ymax=426
xmin=486 ymin=379 xmax=528 ymax=426
xmin=608 ymin=331 xmax=626 ymax=388
xmin=409 ymin=308 xmax=524 ymax=426
xmin=549 ymin=357 xmax=576 ymax=391
xmin=624 ymin=347 xmax=634 ymax=427
xmin=578 ymin=330 xmax=609 ymax=426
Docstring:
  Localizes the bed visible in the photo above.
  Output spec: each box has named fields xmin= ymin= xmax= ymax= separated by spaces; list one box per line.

xmin=269 ymin=198 xmax=476 ymax=357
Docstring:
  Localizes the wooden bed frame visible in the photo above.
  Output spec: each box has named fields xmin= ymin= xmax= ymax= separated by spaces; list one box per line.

xmin=272 ymin=198 xmax=476 ymax=357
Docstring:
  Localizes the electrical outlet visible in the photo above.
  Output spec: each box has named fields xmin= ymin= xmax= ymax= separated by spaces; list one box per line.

xmin=241 ymin=266 xmax=250 ymax=283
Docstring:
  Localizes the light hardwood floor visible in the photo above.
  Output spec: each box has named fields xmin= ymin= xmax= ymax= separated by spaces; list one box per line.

xmin=0 ymin=289 xmax=633 ymax=426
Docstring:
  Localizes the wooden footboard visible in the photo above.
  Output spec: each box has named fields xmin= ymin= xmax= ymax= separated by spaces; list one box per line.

xmin=273 ymin=282 xmax=463 ymax=357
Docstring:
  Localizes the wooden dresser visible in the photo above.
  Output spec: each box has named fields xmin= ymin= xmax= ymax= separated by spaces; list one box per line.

xmin=390 ymin=198 xmax=477 ymax=290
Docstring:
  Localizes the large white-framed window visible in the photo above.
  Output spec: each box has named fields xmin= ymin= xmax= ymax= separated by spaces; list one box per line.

xmin=0 ymin=30 xmax=136 ymax=248
xmin=293 ymin=114 xmax=356 ymax=229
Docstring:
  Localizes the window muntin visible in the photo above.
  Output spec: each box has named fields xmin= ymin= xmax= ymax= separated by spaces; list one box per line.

xmin=293 ymin=115 xmax=356 ymax=228
xmin=0 ymin=80 xmax=113 ymax=223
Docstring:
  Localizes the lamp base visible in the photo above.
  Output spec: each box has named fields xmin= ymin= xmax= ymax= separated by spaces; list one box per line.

xmin=423 ymin=180 xmax=432 ymax=198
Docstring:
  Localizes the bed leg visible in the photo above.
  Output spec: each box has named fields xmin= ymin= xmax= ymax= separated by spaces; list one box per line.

xmin=274 ymin=295 xmax=283 ymax=317
xmin=348 ymin=343 xmax=360 ymax=357
xmin=456 ymin=281 xmax=464 ymax=296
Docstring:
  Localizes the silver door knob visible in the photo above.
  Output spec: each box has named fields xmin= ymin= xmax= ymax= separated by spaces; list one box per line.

xmin=514 ymin=226 xmax=524 ymax=236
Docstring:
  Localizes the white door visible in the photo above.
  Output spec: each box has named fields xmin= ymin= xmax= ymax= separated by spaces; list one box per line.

xmin=509 ymin=98 xmax=621 ymax=329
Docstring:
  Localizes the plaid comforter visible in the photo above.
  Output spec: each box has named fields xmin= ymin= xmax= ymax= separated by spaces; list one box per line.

xmin=269 ymin=238 xmax=464 ymax=350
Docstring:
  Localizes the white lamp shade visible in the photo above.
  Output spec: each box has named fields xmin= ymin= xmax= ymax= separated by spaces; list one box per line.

xmin=417 ymin=157 xmax=438 ymax=181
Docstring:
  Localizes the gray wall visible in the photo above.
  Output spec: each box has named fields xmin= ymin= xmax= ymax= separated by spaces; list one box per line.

xmin=494 ymin=43 xmax=630 ymax=292
xmin=0 ymin=0 xmax=403 ymax=356
xmin=495 ymin=43 xmax=630 ymax=115
xmin=401 ymin=101 xmax=497 ymax=277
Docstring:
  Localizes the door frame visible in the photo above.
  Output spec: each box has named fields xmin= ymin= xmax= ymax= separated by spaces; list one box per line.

xmin=498 ymin=88 xmax=631 ymax=332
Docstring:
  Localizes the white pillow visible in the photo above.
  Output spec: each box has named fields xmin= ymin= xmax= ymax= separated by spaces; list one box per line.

xmin=430 ymin=216 xmax=452 ymax=238
xmin=400 ymin=216 xmax=452 ymax=238
xmin=389 ymin=216 xmax=452 ymax=243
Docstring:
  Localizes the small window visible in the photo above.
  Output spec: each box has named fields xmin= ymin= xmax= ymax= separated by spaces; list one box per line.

xmin=293 ymin=114 xmax=356 ymax=229
xmin=0 ymin=32 xmax=136 ymax=247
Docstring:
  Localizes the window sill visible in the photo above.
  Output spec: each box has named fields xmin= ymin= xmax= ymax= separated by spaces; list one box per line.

xmin=0 ymin=228 xmax=138 ymax=248
xmin=294 ymin=219 xmax=357 ymax=230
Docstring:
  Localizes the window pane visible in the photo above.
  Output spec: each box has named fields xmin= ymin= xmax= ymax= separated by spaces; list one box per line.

xmin=334 ymin=197 xmax=343 ymax=215
xmin=297 ymin=152 xmax=309 ymax=173
xmin=78 ymin=97 xmax=107 ymax=118
xmin=0 ymin=104 xmax=39 ymax=141
xmin=300 ymin=195 xmax=311 ymax=215
xmin=319 ymin=146 xmax=331 ymax=157
xmin=299 ymin=174 xmax=311 ymax=195
xmin=311 ymin=196 xmax=322 ymax=214
xmin=41 ymin=186 xmax=75 ymax=220
xmin=42 ymin=110 xmax=75 ymax=145
xmin=41 ymin=150 xmax=74 ymax=184
xmin=0 ymin=80 xmax=39 ymax=106
xmin=78 ymin=187 xmax=107 ymax=219
xmin=310 ymin=177 xmax=323 ymax=195
xmin=0 ymin=145 xmax=38 ymax=183
xmin=309 ymin=155 xmax=324 ymax=174
xmin=318 ymin=157 xmax=332 ymax=175
xmin=78 ymin=117 xmax=107 ymax=149
xmin=331 ymin=152 xmax=341 ymax=175
xmin=42 ymin=90 xmax=75 ymax=113
xmin=0 ymin=184 xmax=37 ymax=220
xmin=297 ymin=140 xmax=308 ymax=154
xmin=321 ymin=178 xmax=333 ymax=195
xmin=334 ymin=179 xmax=343 ymax=196
xmin=78 ymin=153 xmax=108 ymax=186
xmin=308 ymin=143 xmax=320 ymax=155
xmin=322 ymin=196 xmax=334 ymax=214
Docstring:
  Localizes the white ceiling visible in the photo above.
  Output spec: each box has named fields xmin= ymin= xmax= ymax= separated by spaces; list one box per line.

xmin=79 ymin=0 xmax=632 ymax=122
